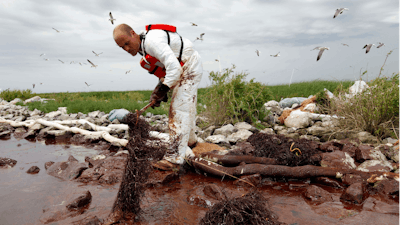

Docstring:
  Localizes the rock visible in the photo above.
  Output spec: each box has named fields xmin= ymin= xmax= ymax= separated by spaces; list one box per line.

xmin=205 ymin=135 xmax=228 ymax=144
xmin=382 ymin=137 xmax=398 ymax=144
xmin=341 ymin=174 xmax=364 ymax=186
xmin=26 ymin=166 xmax=40 ymax=174
xmin=213 ymin=124 xmax=236 ymax=136
xmin=378 ymin=144 xmax=399 ymax=163
xmin=0 ymin=130 xmax=12 ymax=139
xmin=314 ymin=177 xmax=344 ymax=189
xmin=302 ymin=103 xmax=317 ymax=112
xmin=66 ymin=190 xmax=92 ymax=212
xmin=299 ymin=135 xmax=320 ymax=142
xmin=357 ymin=160 xmax=393 ymax=173
xmin=227 ymin=129 xmax=253 ymax=143
xmin=320 ymin=151 xmax=357 ymax=169
xmin=319 ymin=141 xmax=343 ymax=152
xmin=46 ymin=157 xmax=88 ymax=181
xmin=57 ymin=107 xmax=68 ymax=114
xmin=260 ymin=128 xmax=274 ymax=134
xmin=284 ymin=110 xmax=312 ymax=128
xmin=303 ymin=185 xmax=333 ymax=204
xmin=373 ymin=179 xmax=399 ymax=196
xmin=264 ymin=100 xmax=279 ymax=108
xmin=71 ymin=215 xmax=102 ymax=225
xmin=306 ymin=125 xmax=330 ymax=137
xmin=234 ymin=121 xmax=252 ymax=130
xmin=363 ymin=197 xmax=399 ymax=215
xmin=45 ymin=111 xmax=62 ymax=120
xmin=349 ymin=131 xmax=379 ymax=144
xmin=9 ymin=98 xmax=22 ymax=104
xmin=77 ymin=155 xmax=126 ymax=184
xmin=340 ymin=182 xmax=368 ymax=204
xmin=44 ymin=161 xmax=55 ymax=170
xmin=0 ymin=157 xmax=17 ymax=168
xmin=355 ymin=145 xmax=374 ymax=162
xmin=146 ymin=170 xmax=179 ymax=187
xmin=23 ymin=96 xmax=41 ymax=104
xmin=203 ymin=184 xmax=224 ymax=200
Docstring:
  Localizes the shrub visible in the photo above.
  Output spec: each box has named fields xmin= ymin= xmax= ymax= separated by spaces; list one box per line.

xmin=326 ymin=73 xmax=399 ymax=140
xmin=0 ymin=89 xmax=34 ymax=101
xmin=199 ymin=65 xmax=272 ymax=127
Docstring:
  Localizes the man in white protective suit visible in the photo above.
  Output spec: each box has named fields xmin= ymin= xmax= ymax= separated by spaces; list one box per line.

xmin=111 ymin=23 xmax=203 ymax=166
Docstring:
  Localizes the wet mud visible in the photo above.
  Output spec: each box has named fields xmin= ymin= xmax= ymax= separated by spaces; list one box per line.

xmin=0 ymin=132 xmax=399 ymax=224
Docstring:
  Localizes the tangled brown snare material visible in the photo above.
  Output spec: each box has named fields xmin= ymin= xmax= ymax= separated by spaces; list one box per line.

xmin=104 ymin=112 xmax=167 ymax=224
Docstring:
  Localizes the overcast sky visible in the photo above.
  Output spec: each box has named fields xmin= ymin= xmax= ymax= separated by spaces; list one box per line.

xmin=1 ymin=0 xmax=398 ymax=94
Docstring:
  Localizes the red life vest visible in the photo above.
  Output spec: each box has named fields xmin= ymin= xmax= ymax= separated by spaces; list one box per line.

xmin=139 ymin=24 xmax=184 ymax=78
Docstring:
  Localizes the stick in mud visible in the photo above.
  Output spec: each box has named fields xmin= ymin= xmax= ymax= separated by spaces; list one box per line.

xmin=103 ymin=112 xmax=166 ymax=224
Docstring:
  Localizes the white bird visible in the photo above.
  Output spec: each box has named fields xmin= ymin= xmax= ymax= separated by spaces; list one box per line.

xmin=190 ymin=22 xmax=198 ymax=26
xmin=39 ymin=53 xmax=45 ymax=57
xmin=194 ymin=33 xmax=205 ymax=42
xmin=333 ymin=8 xmax=349 ymax=19
xmin=43 ymin=58 xmax=49 ymax=61
xmin=255 ymin=49 xmax=260 ymax=56
xmin=376 ymin=42 xmax=385 ymax=48
xmin=92 ymin=51 xmax=103 ymax=57
xmin=312 ymin=47 xmax=329 ymax=61
xmin=87 ymin=59 xmax=97 ymax=68
xmin=341 ymin=43 xmax=349 ymax=47
xmin=79 ymin=62 xmax=83 ymax=66
xmin=109 ymin=12 xmax=116 ymax=25
xmin=125 ymin=70 xmax=131 ymax=74
xmin=52 ymin=27 xmax=62 ymax=33
xmin=270 ymin=52 xmax=280 ymax=57
xmin=363 ymin=44 xmax=375 ymax=54
xmin=58 ymin=59 xmax=64 ymax=64
xmin=85 ymin=82 xmax=92 ymax=87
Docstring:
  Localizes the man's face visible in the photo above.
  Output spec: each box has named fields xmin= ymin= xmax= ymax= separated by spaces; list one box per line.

xmin=115 ymin=31 xmax=140 ymax=56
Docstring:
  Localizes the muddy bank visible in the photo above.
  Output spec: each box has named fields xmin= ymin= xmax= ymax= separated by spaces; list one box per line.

xmin=1 ymin=134 xmax=399 ymax=225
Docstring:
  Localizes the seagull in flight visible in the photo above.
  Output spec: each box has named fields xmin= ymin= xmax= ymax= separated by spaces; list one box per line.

xmin=43 ymin=58 xmax=49 ymax=61
xmin=52 ymin=27 xmax=62 ymax=33
xmin=92 ymin=51 xmax=103 ymax=57
xmin=363 ymin=44 xmax=375 ymax=53
xmin=270 ymin=52 xmax=280 ymax=57
xmin=32 ymin=84 xmax=35 ymax=89
xmin=70 ymin=61 xmax=75 ymax=64
xmin=190 ymin=22 xmax=198 ymax=26
xmin=87 ymin=59 xmax=97 ymax=68
xmin=85 ymin=82 xmax=92 ymax=87
xmin=109 ymin=12 xmax=116 ymax=25
xmin=39 ymin=53 xmax=45 ymax=57
xmin=376 ymin=42 xmax=385 ymax=48
xmin=125 ymin=70 xmax=131 ymax=74
xmin=79 ymin=62 xmax=83 ymax=66
xmin=194 ymin=33 xmax=205 ymax=42
xmin=312 ymin=47 xmax=329 ymax=61
xmin=255 ymin=49 xmax=260 ymax=56
xmin=333 ymin=8 xmax=349 ymax=18
xmin=215 ymin=59 xmax=219 ymax=62
xmin=341 ymin=43 xmax=349 ymax=47
xmin=58 ymin=59 xmax=64 ymax=64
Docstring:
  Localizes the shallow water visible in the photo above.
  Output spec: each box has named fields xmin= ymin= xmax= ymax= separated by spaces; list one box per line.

xmin=0 ymin=136 xmax=398 ymax=225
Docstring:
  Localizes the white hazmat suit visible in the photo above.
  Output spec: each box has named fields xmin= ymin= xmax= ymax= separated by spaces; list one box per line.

xmin=142 ymin=29 xmax=203 ymax=164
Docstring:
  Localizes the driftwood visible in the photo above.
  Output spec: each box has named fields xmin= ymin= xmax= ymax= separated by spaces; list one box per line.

xmin=189 ymin=156 xmax=399 ymax=183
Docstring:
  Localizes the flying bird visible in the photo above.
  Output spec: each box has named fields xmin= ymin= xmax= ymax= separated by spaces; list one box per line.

xmin=215 ymin=59 xmax=219 ymax=62
xmin=52 ymin=27 xmax=62 ymax=33
xmin=70 ymin=61 xmax=75 ymax=64
xmin=32 ymin=84 xmax=35 ymax=89
xmin=87 ymin=59 xmax=97 ymax=68
xmin=85 ymin=82 xmax=92 ymax=87
xmin=39 ymin=53 xmax=45 ymax=57
xmin=376 ymin=42 xmax=385 ymax=48
xmin=255 ymin=49 xmax=260 ymax=56
xmin=43 ymin=58 xmax=49 ymax=61
xmin=312 ymin=47 xmax=330 ymax=61
xmin=194 ymin=33 xmax=205 ymax=42
xmin=125 ymin=70 xmax=131 ymax=74
xmin=333 ymin=8 xmax=349 ymax=18
xmin=270 ymin=52 xmax=280 ymax=57
xmin=341 ymin=43 xmax=349 ymax=47
xmin=79 ymin=62 xmax=83 ymax=66
xmin=92 ymin=51 xmax=103 ymax=57
xmin=363 ymin=44 xmax=375 ymax=53
xmin=109 ymin=12 xmax=116 ymax=25
xmin=190 ymin=22 xmax=198 ymax=26
xmin=58 ymin=59 xmax=64 ymax=64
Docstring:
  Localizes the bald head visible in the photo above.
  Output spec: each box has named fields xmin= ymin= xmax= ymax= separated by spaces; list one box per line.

xmin=113 ymin=23 xmax=134 ymax=40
